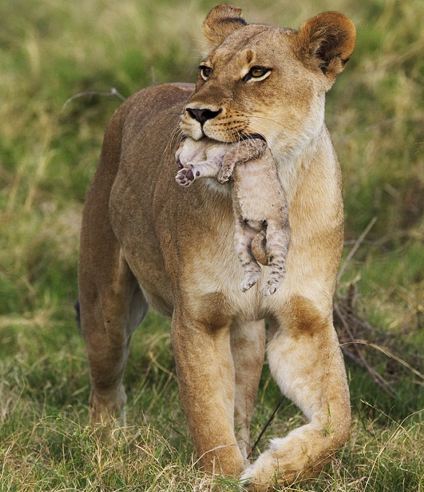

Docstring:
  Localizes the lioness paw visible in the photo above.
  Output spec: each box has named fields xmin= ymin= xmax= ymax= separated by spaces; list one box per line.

xmin=240 ymin=450 xmax=276 ymax=491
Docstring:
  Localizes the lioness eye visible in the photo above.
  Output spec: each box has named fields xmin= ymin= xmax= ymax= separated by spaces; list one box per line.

xmin=199 ymin=65 xmax=212 ymax=80
xmin=243 ymin=66 xmax=271 ymax=82
xmin=251 ymin=67 xmax=267 ymax=77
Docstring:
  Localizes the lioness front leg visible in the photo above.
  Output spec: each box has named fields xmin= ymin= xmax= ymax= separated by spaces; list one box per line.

xmin=242 ymin=296 xmax=350 ymax=490
xmin=231 ymin=319 xmax=266 ymax=462
xmin=175 ymin=159 xmax=220 ymax=187
xmin=171 ymin=309 xmax=244 ymax=476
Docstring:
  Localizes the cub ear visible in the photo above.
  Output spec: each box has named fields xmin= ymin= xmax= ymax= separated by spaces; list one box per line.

xmin=294 ymin=11 xmax=356 ymax=79
xmin=203 ymin=4 xmax=247 ymax=49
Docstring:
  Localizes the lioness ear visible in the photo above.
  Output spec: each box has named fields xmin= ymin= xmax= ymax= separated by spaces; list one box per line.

xmin=294 ymin=12 xmax=356 ymax=79
xmin=203 ymin=4 xmax=247 ymax=49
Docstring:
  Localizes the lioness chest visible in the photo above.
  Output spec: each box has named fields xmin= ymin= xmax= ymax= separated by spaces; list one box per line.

xmin=181 ymin=203 xmax=287 ymax=321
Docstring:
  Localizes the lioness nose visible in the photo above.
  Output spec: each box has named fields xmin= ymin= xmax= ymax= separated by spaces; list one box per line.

xmin=186 ymin=107 xmax=222 ymax=124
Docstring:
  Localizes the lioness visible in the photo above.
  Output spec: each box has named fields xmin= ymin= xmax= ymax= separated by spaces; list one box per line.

xmin=175 ymin=136 xmax=290 ymax=295
xmin=79 ymin=4 xmax=356 ymax=489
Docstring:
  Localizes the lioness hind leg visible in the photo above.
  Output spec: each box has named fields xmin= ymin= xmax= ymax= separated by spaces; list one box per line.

xmin=231 ymin=319 xmax=266 ymax=462
xmin=242 ymin=296 xmax=350 ymax=489
xmin=78 ymin=104 xmax=149 ymax=426
xmin=79 ymin=247 xmax=147 ymax=425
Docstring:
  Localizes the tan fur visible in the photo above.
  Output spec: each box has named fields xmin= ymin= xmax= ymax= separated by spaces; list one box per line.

xmin=203 ymin=4 xmax=247 ymax=49
xmin=79 ymin=4 xmax=355 ymax=488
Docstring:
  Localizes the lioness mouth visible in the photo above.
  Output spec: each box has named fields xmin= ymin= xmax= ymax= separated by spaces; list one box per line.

xmin=200 ymin=133 xmax=267 ymax=144
xmin=239 ymin=133 xmax=266 ymax=143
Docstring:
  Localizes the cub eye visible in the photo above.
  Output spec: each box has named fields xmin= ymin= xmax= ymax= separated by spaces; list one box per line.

xmin=199 ymin=65 xmax=213 ymax=81
xmin=243 ymin=66 xmax=271 ymax=82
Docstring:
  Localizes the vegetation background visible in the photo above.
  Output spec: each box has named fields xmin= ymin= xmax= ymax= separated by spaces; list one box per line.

xmin=1 ymin=0 xmax=423 ymax=490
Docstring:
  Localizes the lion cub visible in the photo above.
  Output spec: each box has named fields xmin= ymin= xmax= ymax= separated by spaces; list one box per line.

xmin=175 ymin=137 xmax=290 ymax=295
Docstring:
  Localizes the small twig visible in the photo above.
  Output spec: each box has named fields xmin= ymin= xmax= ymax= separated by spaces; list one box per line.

xmin=335 ymin=301 xmax=396 ymax=396
xmin=337 ymin=216 xmax=377 ymax=283
xmin=343 ymin=339 xmax=424 ymax=381
xmin=248 ymin=398 xmax=284 ymax=459
xmin=61 ymin=87 xmax=126 ymax=111
xmin=342 ymin=347 xmax=396 ymax=396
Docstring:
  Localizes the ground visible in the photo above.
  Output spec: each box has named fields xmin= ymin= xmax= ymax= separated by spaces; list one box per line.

xmin=0 ymin=0 xmax=423 ymax=490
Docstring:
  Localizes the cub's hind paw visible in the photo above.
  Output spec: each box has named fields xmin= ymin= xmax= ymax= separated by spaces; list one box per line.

xmin=241 ymin=272 xmax=260 ymax=292
xmin=175 ymin=166 xmax=195 ymax=187
xmin=263 ymin=280 xmax=280 ymax=296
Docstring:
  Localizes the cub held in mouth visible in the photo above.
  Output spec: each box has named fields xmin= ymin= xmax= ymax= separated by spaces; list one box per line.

xmin=175 ymin=136 xmax=290 ymax=296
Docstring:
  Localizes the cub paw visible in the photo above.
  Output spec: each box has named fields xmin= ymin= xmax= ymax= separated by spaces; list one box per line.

xmin=217 ymin=168 xmax=232 ymax=184
xmin=263 ymin=279 xmax=280 ymax=296
xmin=175 ymin=166 xmax=195 ymax=187
xmin=241 ymin=272 xmax=260 ymax=292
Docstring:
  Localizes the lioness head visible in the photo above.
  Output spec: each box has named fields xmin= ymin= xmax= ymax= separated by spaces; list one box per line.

xmin=180 ymin=5 xmax=355 ymax=156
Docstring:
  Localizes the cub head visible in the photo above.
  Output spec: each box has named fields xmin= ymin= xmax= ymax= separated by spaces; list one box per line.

xmin=180 ymin=4 xmax=355 ymax=156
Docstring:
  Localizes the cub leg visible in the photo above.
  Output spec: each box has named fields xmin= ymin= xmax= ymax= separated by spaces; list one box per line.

xmin=231 ymin=319 xmax=266 ymax=462
xmin=263 ymin=219 xmax=290 ymax=296
xmin=242 ymin=297 xmax=351 ymax=489
xmin=172 ymin=309 xmax=244 ymax=476
xmin=217 ymin=139 xmax=267 ymax=184
xmin=234 ymin=220 xmax=262 ymax=292
xmin=217 ymin=154 xmax=237 ymax=184
xmin=175 ymin=158 xmax=220 ymax=187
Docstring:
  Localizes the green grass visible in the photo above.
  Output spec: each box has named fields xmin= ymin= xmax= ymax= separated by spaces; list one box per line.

xmin=1 ymin=0 xmax=423 ymax=490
